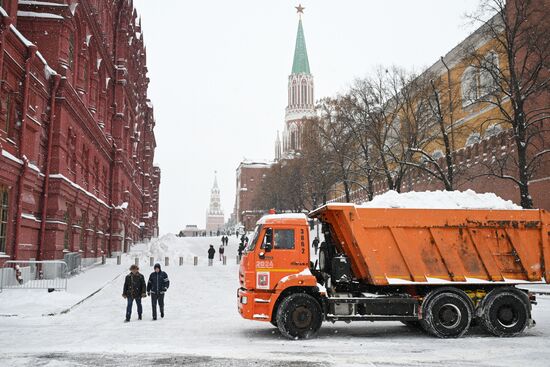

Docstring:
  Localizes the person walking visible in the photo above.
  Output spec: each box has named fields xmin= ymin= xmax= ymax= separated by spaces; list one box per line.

xmin=147 ymin=263 xmax=170 ymax=321
xmin=122 ymin=264 xmax=146 ymax=322
xmin=238 ymin=242 xmax=244 ymax=260
xmin=312 ymin=236 xmax=320 ymax=255
xmin=219 ymin=244 xmax=225 ymax=261
xmin=208 ymin=245 xmax=215 ymax=266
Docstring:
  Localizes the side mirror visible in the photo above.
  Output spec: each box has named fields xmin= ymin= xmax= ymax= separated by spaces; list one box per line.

xmin=264 ymin=228 xmax=273 ymax=252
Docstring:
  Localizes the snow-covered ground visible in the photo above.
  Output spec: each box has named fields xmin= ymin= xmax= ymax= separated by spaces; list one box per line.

xmin=0 ymin=234 xmax=549 ymax=367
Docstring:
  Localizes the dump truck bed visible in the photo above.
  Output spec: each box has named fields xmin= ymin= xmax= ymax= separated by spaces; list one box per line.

xmin=310 ymin=204 xmax=550 ymax=286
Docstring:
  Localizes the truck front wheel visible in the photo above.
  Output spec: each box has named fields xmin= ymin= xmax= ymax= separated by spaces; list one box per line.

xmin=421 ymin=292 xmax=472 ymax=338
xmin=276 ymin=293 xmax=322 ymax=339
xmin=479 ymin=288 xmax=530 ymax=337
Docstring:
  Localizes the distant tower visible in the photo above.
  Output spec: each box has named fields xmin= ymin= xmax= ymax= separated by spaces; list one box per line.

xmin=206 ymin=173 xmax=225 ymax=233
xmin=277 ymin=4 xmax=315 ymax=160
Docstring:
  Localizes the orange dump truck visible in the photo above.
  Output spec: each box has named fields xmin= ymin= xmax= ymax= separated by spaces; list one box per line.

xmin=237 ymin=204 xmax=550 ymax=339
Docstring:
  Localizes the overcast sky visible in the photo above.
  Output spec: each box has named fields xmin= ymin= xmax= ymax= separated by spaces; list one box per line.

xmin=133 ymin=0 xmax=481 ymax=234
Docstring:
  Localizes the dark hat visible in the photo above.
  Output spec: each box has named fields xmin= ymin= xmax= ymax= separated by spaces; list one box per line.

xmin=154 ymin=263 xmax=161 ymax=270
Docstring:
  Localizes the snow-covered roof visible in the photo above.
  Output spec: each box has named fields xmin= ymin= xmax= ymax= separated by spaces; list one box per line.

xmin=17 ymin=11 xmax=64 ymax=20
xmin=257 ymin=213 xmax=308 ymax=225
xmin=18 ymin=1 xmax=68 ymax=7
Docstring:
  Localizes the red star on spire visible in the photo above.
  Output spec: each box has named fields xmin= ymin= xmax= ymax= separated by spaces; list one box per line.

xmin=295 ymin=4 xmax=305 ymax=15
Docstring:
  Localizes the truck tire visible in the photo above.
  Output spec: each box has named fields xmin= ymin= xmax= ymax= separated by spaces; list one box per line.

xmin=276 ymin=293 xmax=322 ymax=339
xmin=421 ymin=292 xmax=472 ymax=338
xmin=478 ymin=288 xmax=530 ymax=337
xmin=318 ymin=246 xmax=330 ymax=273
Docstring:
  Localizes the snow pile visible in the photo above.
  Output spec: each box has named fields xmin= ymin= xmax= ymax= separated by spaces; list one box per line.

xmin=361 ymin=189 xmax=522 ymax=210
xmin=141 ymin=233 xmax=177 ymax=261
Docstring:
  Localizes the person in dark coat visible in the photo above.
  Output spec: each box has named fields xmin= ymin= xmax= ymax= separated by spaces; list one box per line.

xmin=219 ymin=244 xmax=225 ymax=261
xmin=312 ymin=236 xmax=320 ymax=255
xmin=208 ymin=245 xmax=215 ymax=266
xmin=147 ymin=263 xmax=170 ymax=320
xmin=238 ymin=242 xmax=244 ymax=260
xmin=122 ymin=264 xmax=146 ymax=322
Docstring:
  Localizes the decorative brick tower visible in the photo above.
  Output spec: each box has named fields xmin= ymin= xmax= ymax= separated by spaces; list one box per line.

xmin=275 ymin=5 xmax=315 ymax=161
xmin=206 ymin=174 xmax=224 ymax=233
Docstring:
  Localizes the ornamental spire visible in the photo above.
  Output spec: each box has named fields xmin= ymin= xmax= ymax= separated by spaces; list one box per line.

xmin=291 ymin=5 xmax=310 ymax=75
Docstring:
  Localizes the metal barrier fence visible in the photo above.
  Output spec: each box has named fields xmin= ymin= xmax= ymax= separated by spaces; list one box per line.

xmin=63 ymin=253 xmax=82 ymax=274
xmin=0 ymin=260 xmax=68 ymax=292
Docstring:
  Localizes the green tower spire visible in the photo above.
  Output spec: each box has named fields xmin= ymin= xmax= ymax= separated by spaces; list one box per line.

xmin=291 ymin=19 xmax=310 ymax=75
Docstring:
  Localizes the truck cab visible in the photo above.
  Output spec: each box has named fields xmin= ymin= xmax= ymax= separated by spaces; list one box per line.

xmin=237 ymin=213 xmax=322 ymax=338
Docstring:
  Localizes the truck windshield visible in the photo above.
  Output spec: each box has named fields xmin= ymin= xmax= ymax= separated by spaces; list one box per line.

xmin=245 ymin=225 xmax=262 ymax=253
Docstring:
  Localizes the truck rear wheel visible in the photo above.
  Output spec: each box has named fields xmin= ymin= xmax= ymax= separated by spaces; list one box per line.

xmin=421 ymin=292 xmax=472 ymax=338
xmin=479 ymin=288 xmax=530 ymax=337
xmin=318 ymin=247 xmax=330 ymax=273
xmin=276 ymin=293 xmax=322 ymax=340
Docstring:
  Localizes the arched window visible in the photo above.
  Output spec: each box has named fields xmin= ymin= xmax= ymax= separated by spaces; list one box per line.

xmin=302 ymin=80 xmax=307 ymax=105
xmin=485 ymin=123 xmax=503 ymax=137
xmin=292 ymin=80 xmax=296 ymax=106
xmin=0 ymin=185 xmax=9 ymax=253
xmin=466 ymin=131 xmax=481 ymax=146
xmin=479 ymin=51 xmax=499 ymax=97
xmin=461 ymin=66 xmax=478 ymax=107
xmin=431 ymin=149 xmax=444 ymax=160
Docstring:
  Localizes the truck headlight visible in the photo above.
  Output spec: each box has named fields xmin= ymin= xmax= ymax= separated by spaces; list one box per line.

xmin=241 ymin=296 xmax=248 ymax=304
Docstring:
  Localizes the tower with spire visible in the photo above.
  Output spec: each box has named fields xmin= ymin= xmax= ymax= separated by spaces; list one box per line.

xmin=275 ymin=4 xmax=316 ymax=161
xmin=206 ymin=173 xmax=225 ymax=233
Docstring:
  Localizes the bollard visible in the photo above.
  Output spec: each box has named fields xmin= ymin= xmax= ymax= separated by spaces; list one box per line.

xmin=194 ymin=256 xmax=198 ymax=266
xmin=223 ymin=256 xmax=227 ymax=265
xmin=102 ymin=255 xmax=106 ymax=265
xmin=117 ymin=255 xmax=121 ymax=265
xmin=150 ymin=257 xmax=154 ymax=267
xmin=236 ymin=256 xmax=240 ymax=265
xmin=165 ymin=257 xmax=169 ymax=266
xmin=179 ymin=257 xmax=183 ymax=266
xmin=135 ymin=257 xmax=139 ymax=266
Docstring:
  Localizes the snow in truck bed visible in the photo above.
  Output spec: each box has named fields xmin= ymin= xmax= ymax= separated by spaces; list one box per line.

xmin=360 ymin=189 xmax=523 ymax=210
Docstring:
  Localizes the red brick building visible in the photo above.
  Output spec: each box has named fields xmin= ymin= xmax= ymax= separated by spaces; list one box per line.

xmin=234 ymin=161 xmax=271 ymax=231
xmin=0 ymin=0 xmax=160 ymax=265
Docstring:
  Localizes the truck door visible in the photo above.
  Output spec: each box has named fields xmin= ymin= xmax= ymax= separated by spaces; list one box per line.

xmin=256 ymin=226 xmax=309 ymax=290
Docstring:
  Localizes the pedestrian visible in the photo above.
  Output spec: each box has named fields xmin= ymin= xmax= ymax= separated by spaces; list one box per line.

xmin=219 ymin=244 xmax=225 ymax=261
xmin=238 ymin=242 xmax=244 ymax=259
xmin=312 ymin=236 xmax=320 ymax=255
xmin=122 ymin=264 xmax=146 ymax=322
xmin=147 ymin=263 xmax=170 ymax=321
xmin=208 ymin=245 xmax=215 ymax=266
